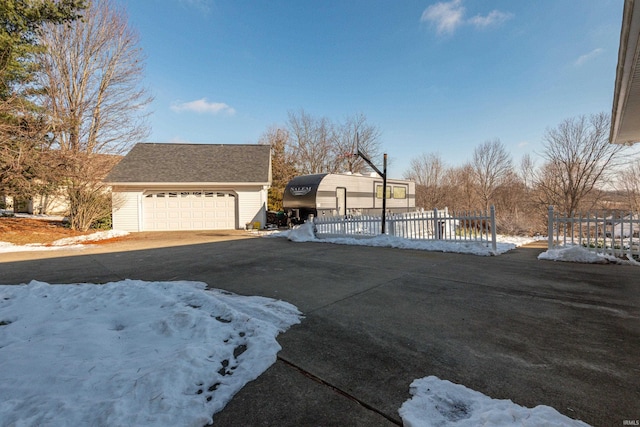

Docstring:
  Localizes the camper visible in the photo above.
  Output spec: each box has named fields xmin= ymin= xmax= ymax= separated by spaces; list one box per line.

xmin=283 ymin=173 xmax=415 ymax=224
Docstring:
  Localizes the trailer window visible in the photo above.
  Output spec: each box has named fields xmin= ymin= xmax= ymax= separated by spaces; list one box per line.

xmin=376 ymin=185 xmax=392 ymax=199
xmin=393 ymin=186 xmax=406 ymax=199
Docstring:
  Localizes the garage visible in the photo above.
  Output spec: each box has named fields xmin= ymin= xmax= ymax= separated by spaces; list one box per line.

xmin=142 ymin=191 xmax=236 ymax=231
xmin=105 ymin=143 xmax=271 ymax=232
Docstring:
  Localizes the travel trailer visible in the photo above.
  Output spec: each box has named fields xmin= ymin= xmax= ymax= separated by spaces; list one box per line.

xmin=283 ymin=173 xmax=415 ymax=224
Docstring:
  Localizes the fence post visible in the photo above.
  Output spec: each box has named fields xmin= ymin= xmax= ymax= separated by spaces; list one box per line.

xmin=490 ymin=205 xmax=497 ymax=252
xmin=388 ymin=214 xmax=395 ymax=237
xmin=433 ymin=208 xmax=441 ymax=239
xmin=547 ymin=206 xmax=554 ymax=250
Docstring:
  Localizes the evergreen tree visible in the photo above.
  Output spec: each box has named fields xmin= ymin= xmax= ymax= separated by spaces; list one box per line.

xmin=0 ymin=0 xmax=86 ymax=196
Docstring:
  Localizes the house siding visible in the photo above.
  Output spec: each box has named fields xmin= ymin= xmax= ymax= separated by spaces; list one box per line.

xmin=237 ymin=187 xmax=268 ymax=228
xmin=112 ymin=189 xmax=140 ymax=232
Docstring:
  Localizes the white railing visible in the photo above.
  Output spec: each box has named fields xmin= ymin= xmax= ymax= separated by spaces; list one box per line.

xmin=547 ymin=206 xmax=640 ymax=260
xmin=313 ymin=206 xmax=497 ymax=251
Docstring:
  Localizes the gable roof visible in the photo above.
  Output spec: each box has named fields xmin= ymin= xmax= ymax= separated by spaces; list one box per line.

xmin=105 ymin=143 xmax=271 ymax=184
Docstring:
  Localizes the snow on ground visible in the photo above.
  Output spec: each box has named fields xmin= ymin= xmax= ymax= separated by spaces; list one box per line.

xmin=399 ymin=376 xmax=590 ymax=427
xmin=538 ymin=245 xmax=640 ymax=266
xmin=0 ymin=280 xmax=301 ymax=426
xmin=0 ymin=230 xmax=129 ymax=253
xmin=0 ymin=210 xmax=66 ymax=221
xmin=272 ymin=222 xmax=639 ymax=266
xmin=269 ymin=221 xmax=534 ymax=256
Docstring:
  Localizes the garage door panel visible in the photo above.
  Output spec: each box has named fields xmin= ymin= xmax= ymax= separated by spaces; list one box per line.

xmin=143 ymin=191 xmax=236 ymax=231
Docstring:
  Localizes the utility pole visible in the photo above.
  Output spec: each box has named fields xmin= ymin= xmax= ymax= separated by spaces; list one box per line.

xmin=355 ymin=138 xmax=388 ymax=234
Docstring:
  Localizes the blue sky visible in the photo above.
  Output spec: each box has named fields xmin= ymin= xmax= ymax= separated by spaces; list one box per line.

xmin=121 ymin=0 xmax=623 ymax=177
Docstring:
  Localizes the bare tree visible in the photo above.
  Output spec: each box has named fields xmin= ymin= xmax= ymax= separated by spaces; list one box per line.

xmin=258 ymin=126 xmax=297 ymax=211
xmin=333 ymin=113 xmax=382 ymax=174
xmin=285 ymin=110 xmax=385 ymax=175
xmin=38 ymin=0 xmax=150 ymax=154
xmin=471 ymin=139 xmax=513 ymax=211
xmin=534 ymin=113 xmax=624 ymax=215
xmin=491 ymin=170 xmax=534 ymax=234
xmin=519 ymin=153 xmax=536 ymax=189
xmin=36 ymin=0 xmax=152 ymax=230
xmin=618 ymin=158 xmax=640 ymax=212
xmin=441 ymin=163 xmax=479 ymax=211
xmin=287 ymin=109 xmax=336 ymax=174
xmin=404 ymin=152 xmax=447 ymax=209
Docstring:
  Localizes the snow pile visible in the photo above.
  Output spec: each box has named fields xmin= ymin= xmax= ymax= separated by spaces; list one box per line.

xmin=0 ymin=229 xmax=129 ymax=253
xmin=399 ymin=376 xmax=590 ymax=427
xmin=286 ymin=220 xmax=317 ymax=242
xmin=538 ymin=245 xmax=623 ymax=264
xmin=0 ymin=280 xmax=301 ymax=426
xmin=271 ymin=222 xmax=523 ymax=256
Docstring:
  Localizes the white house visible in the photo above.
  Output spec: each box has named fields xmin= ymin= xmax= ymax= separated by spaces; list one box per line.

xmin=104 ymin=143 xmax=271 ymax=232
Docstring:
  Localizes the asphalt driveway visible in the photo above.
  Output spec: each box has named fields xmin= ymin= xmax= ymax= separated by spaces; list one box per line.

xmin=1 ymin=232 xmax=638 ymax=426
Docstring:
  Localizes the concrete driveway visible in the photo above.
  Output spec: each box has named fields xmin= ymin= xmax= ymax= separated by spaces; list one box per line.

xmin=1 ymin=232 xmax=638 ymax=426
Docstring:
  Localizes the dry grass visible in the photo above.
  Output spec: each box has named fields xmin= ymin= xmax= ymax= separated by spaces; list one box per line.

xmin=0 ymin=217 xmax=129 ymax=246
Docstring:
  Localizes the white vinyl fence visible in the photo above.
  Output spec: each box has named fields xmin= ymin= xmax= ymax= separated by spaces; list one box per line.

xmin=313 ymin=206 xmax=497 ymax=251
xmin=547 ymin=206 xmax=640 ymax=260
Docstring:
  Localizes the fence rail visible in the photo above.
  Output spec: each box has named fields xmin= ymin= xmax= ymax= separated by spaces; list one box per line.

xmin=313 ymin=206 xmax=497 ymax=251
xmin=547 ymin=206 xmax=640 ymax=260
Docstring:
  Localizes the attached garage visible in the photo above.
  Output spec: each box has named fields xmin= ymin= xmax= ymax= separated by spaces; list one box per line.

xmin=104 ymin=143 xmax=271 ymax=232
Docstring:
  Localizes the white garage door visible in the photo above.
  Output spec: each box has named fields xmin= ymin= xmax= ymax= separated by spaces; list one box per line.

xmin=143 ymin=191 xmax=236 ymax=231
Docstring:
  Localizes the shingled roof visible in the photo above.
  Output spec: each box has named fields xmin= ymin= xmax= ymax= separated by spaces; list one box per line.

xmin=105 ymin=143 xmax=271 ymax=184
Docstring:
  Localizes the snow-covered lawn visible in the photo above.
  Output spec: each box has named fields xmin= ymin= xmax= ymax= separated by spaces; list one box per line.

xmin=0 ymin=280 xmax=301 ymax=426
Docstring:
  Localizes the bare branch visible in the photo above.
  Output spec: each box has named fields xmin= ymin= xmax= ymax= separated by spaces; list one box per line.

xmin=36 ymin=0 xmax=152 ymax=155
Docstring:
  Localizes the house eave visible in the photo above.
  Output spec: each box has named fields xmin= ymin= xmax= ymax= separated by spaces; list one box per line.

xmin=611 ymin=0 xmax=640 ymax=145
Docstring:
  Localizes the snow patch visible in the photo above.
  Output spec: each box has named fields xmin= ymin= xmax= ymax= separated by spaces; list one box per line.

xmin=286 ymin=221 xmax=317 ymax=242
xmin=399 ymin=376 xmax=590 ymax=427
xmin=0 ymin=280 xmax=301 ymax=426
xmin=268 ymin=222 xmax=526 ymax=256
xmin=538 ymin=245 xmax=622 ymax=264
